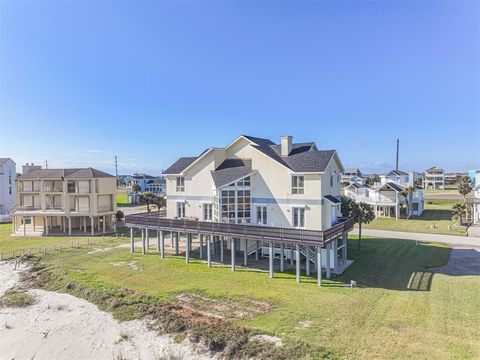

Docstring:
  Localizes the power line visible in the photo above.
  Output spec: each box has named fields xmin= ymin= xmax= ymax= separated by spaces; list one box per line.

xmin=114 ymin=155 xmax=119 ymax=189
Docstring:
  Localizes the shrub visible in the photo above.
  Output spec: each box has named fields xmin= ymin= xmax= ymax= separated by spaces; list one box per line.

xmin=116 ymin=210 xmax=124 ymax=221
xmin=1 ymin=290 xmax=36 ymax=308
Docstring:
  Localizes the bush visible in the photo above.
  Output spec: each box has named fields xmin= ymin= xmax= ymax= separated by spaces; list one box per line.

xmin=1 ymin=290 xmax=36 ymax=308
xmin=116 ymin=210 xmax=124 ymax=221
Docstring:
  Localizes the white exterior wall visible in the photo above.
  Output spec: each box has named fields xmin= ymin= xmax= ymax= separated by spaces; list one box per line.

xmin=165 ymin=138 xmax=343 ymax=231
xmin=0 ymin=159 xmax=16 ymax=215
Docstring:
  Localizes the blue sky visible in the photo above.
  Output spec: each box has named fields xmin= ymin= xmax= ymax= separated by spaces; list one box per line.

xmin=0 ymin=1 xmax=478 ymax=175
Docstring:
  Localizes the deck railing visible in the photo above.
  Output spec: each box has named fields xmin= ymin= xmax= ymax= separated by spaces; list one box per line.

xmin=125 ymin=213 xmax=354 ymax=246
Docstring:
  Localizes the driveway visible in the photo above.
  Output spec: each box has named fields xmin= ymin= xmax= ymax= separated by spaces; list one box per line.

xmin=432 ymin=247 xmax=480 ymax=276
xmin=467 ymin=224 xmax=480 ymax=238
xmin=351 ymin=228 xmax=480 ymax=247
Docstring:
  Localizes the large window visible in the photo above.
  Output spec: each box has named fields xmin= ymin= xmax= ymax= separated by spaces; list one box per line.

xmin=219 ymin=176 xmax=251 ymax=223
xmin=203 ymin=203 xmax=213 ymax=221
xmin=292 ymin=175 xmax=304 ymax=194
xmin=176 ymin=177 xmax=185 ymax=192
xmin=176 ymin=202 xmax=185 ymax=218
xmin=292 ymin=207 xmax=305 ymax=228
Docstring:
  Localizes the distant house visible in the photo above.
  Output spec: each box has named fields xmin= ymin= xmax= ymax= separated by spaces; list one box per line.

xmin=0 ymin=158 xmax=16 ymax=219
xmin=423 ymin=167 xmax=445 ymax=190
xmin=341 ymin=168 xmax=367 ymax=186
xmin=469 ymin=169 xmax=480 ymax=184
xmin=12 ymin=164 xmax=117 ymax=236
xmin=125 ymin=173 xmax=165 ymax=195
xmin=345 ymin=169 xmax=424 ymax=219
xmin=466 ymin=171 xmax=480 ymax=224
xmin=474 ymin=173 xmax=480 ymax=224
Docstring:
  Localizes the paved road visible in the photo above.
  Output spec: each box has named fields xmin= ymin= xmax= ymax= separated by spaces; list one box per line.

xmin=351 ymin=228 xmax=480 ymax=247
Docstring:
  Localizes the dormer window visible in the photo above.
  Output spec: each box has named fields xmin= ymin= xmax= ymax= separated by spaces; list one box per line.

xmin=176 ymin=177 xmax=185 ymax=192
xmin=292 ymin=175 xmax=304 ymax=194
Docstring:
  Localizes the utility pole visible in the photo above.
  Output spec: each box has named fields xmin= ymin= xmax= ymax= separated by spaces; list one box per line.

xmin=45 ymin=160 xmax=48 ymax=169
xmin=114 ymin=155 xmax=119 ymax=189
xmin=395 ymin=138 xmax=399 ymax=171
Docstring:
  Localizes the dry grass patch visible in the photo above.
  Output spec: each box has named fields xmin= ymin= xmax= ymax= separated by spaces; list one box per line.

xmin=1 ymin=289 xmax=36 ymax=308
xmin=176 ymin=293 xmax=273 ymax=320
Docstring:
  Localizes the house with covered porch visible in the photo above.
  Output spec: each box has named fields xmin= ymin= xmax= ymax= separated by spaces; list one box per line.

xmin=125 ymin=135 xmax=354 ymax=286
xmin=12 ymin=165 xmax=117 ymax=236
xmin=344 ymin=169 xmax=424 ymax=219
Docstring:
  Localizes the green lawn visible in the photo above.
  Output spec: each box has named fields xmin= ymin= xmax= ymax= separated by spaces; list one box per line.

xmin=363 ymin=200 xmax=467 ymax=236
xmin=18 ymin=233 xmax=480 ymax=359
xmin=116 ymin=187 xmax=130 ymax=205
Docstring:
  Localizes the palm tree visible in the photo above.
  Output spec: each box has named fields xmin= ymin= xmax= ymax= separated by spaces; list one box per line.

xmin=354 ymin=202 xmax=375 ymax=250
xmin=131 ymin=183 xmax=141 ymax=193
xmin=457 ymin=176 xmax=473 ymax=200
xmin=138 ymin=192 xmax=160 ymax=212
xmin=340 ymin=196 xmax=375 ymax=250
xmin=452 ymin=203 xmax=466 ymax=225
xmin=401 ymin=186 xmax=416 ymax=219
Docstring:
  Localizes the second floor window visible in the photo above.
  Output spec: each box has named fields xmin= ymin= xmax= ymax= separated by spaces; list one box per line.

xmin=176 ymin=177 xmax=185 ymax=192
xmin=292 ymin=175 xmax=304 ymax=194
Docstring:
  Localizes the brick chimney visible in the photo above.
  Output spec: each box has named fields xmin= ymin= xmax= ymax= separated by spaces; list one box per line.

xmin=280 ymin=136 xmax=292 ymax=156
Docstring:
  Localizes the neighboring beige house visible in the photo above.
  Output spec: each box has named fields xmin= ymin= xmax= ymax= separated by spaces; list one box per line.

xmin=423 ymin=167 xmax=445 ymax=189
xmin=162 ymin=135 xmax=352 ymax=275
xmin=12 ymin=165 xmax=117 ymax=236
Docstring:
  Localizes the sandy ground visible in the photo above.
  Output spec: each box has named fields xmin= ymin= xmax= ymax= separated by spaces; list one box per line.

xmin=433 ymin=247 xmax=480 ymax=276
xmin=0 ymin=262 xmax=213 ymax=360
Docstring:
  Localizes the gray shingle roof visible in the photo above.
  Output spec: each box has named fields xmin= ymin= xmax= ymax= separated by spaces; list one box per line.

xmin=163 ymin=157 xmax=198 ymax=175
xmin=211 ymin=159 xmax=253 ymax=188
xmin=270 ymin=142 xmax=315 ymax=156
xmin=18 ymin=167 xmax=114 ymax=179
xmin=164 ymin=135 xmax=338 ymax=176
xmin=374 ymin=182 xmax=405 ymax=193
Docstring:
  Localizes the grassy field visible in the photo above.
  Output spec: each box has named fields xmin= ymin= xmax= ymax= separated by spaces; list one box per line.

xmin=363 ymin=199 xmax=467 ymax=236
xmin=7 ymin=229 xmax=479 ymax=359
xmin=116 ymin=187 xmax=130 ymax=205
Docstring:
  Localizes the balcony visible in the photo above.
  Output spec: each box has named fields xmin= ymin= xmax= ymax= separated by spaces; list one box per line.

xmin=43 ymin=186 xmax=63 ymax=192
xmin=125 ymin=213 xmax=354 ymax=247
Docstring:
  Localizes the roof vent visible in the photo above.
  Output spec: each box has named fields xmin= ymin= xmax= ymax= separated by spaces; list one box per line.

xmin=280 ymin=136 xmax=292 ymax=156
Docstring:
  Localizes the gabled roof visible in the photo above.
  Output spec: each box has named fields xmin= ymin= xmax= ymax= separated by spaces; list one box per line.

xmin=211 ymin=159 xmax=254 ymax=188
xmin=374 ymin=182 xmax=405 ymax=193
xmin=163 ymin=157 xmax=198 ymax=175
xmin=0 ymin=158 xmax=13 ymax=165
xmin=164 ymin=134 xmax=341 ymax=176
xmin=384 ymin=169 xmax=408 ymax=176
xmin=241 ymin=135 xmax=276 ymax=147
xmin=18 ymin=167 xmax=114 ymax=179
